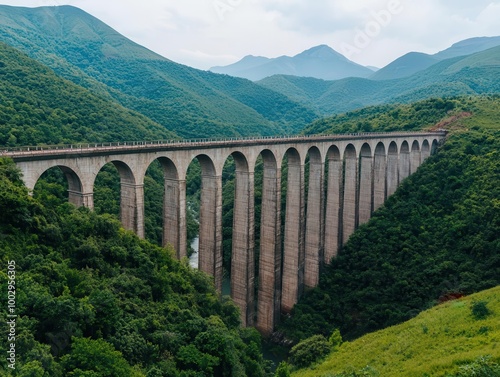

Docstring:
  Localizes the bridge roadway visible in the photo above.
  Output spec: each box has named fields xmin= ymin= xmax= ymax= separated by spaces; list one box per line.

xmin=3 ymin=131 xmax=447 ymax=335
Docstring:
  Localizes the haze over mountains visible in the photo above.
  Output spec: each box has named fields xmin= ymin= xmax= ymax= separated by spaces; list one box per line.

xmin=210 ymin=44 xmax=374 ymax=81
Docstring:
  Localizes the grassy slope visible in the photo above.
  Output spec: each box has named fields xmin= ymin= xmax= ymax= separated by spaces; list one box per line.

xmin=292 ymin=286 xmax=500 ymax=377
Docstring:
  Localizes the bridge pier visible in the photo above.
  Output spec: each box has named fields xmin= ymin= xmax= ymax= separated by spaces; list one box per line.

xmin=231 ymin=168 xmax=255 ymax=327
xmin=342 ymin=145 xmax=358 ymax=245
xmin=324 ymin=148 xmax=342 ymax=264
xmin=256 ymin=153 xmax=282 ymax=336
xmin=121 ymin=182 xmax=145 ymax=238
xmin=304 ymin=152 xmax=324 ymax=289
xmin=373 ymin=144 xmax=386 ymax=211
xmin=163 ymin=178 xmax=186 ymax=258
xmin=281 ymin=152 xmax=305 ymax=313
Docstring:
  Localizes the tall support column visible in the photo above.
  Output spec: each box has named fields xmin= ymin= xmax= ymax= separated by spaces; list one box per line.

xmin=199 ymin=174 xmax=223 ymax=292
xmin=282 ymin=157 xmax=305 ymax=313
xmin=342 ymin=147 xmax=357 ymax=245
xmin=410 ymin=144 xmax=422 ymax=174
xmin=304 ymin=158 xmax=324 ymax=289
xmin=256 ymin=159 xmax=282 ymax=336
xmin=399 ymin=145 xmax=410 ymax=182
xmin=358 ymin=150 xmax=373 ymax=226
xmin=387 ymin=144 xmax=399 ymax=197
xmin=231 ymin=169 xmax=255 ymax=327
xmin=373 ymin=146 xmax=386 ymax=211
xmin=324 ymin=151 xmax=342 ymax=264
xmin=121 ymin=182 xmax=145 ymax=239
xmin=163 ymin=178 xmax=187 ymax=259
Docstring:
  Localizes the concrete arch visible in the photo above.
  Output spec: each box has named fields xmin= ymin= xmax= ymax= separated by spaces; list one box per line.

xmin=324 ymin=145 xmax=342 ymax=264
xmin=373 ymin=143 xmax=386 ymax=211
xmin=229 ymin=151 xmax=255 ymax=327
xmin=282 ymin=147 xmax=305 ymax=313
xmin=422 ymin=140 xmax=431 ymax=160
xmin=410 ymin=140 xmax=421 ymax=174
xmin=387 ymin=141 xmax=399 ymax=197
xmin=35 ymin=165 xmax=89 ymax=207
xmin=142 ymin=157 xmax=187 ymax=258
xmin=358 ymin=143 xmax=373 ymax=226
xmin=94 ymin=160 xmax=143 ymax=237
xmin=342 ymin=144 xmax=357 ymax=245
xmin=257 ymin=149 xmax=282 ymax=335
xmin=304 ymin=146 xmax=324 ymax=290
xmin=431 ymin=139 xmax=439 ymax=154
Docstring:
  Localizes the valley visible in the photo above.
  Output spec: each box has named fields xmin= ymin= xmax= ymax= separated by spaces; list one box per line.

xmin=0 ymin=4 xmax=499 ymax=376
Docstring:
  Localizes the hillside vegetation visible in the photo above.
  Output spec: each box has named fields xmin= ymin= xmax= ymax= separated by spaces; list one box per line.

xmin=258 ymin=46 xmax=500 ymax=115
xmin=291 ymin=287 xmax=500 ymax=377
xmin=0 ymin=5 xmax=319 ymax=138
xmin=279 ymin=95 xmax=500 ymax=342
xmin=0 ymin=158 xmax=272 ymax=376
xmin=0 ymin=41 xmax=176 ymax=145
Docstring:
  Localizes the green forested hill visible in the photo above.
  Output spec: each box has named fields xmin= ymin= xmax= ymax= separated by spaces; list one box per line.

xmin=279 ymin=96 xmax=500 ymax=348
xmin=0 ymin=158 xmax=272 ymax=376
xmin=258 ymin=46 xmax=500 ymax=115
xmin=0 ymin=5 xmax=318 ymax=138
xmin=0 ymin=41 xmax=177 ymax=145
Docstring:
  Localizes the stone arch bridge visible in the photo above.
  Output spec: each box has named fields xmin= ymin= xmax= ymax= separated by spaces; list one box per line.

xmin=4 ymin=131 xmax=446 ymax=335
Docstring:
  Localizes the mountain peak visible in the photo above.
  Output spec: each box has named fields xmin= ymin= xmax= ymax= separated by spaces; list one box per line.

xmin=295 ymin=44 xmax=345 ymax=59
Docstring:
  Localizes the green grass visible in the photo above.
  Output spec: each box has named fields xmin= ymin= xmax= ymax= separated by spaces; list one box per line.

xmin=292 ymin=286 xmax=500 ymax=377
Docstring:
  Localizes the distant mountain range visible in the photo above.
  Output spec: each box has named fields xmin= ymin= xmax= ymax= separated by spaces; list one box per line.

xmin=210 ymin=45 xmax=374 ymax=81
xmin=258 ymin=45 xmax=500 ymax=115
xmin=211 ymin=36 xmax=500 ymax=82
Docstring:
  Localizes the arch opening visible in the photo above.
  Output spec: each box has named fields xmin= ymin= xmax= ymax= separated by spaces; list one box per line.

xmin=324 ymin=145 xmax=342 ymax=264
xmin=33 ymin=166 xmax=86 ymax=208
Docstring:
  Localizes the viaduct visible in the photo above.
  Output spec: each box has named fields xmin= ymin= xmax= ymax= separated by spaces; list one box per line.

xmin=4 ymin=131 xmax=446 ymax=335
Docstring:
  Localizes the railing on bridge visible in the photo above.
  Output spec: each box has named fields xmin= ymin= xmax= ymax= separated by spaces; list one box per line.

xmin=1 ymin=130 xmax=447 ymax=157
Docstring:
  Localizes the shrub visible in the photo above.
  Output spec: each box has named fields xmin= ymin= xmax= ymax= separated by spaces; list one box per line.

xmin=289 ymin=335 xmax=331 ymax=368
xmin=471 ymin=301 xmax=492 ymax=320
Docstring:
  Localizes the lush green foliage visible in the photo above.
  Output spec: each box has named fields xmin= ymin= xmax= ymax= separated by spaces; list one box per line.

xmin=291 ymin=287 xmax=500 ymax=377
xmin=0 ymin=159 xmax=272 ymax=376
xmin=0 ymin=42 xmax=176 ymax=146
xmin=289 ymin=335 xmax=331 ymax=369
xmin=0 ymin=5 xmax=318 ymax=138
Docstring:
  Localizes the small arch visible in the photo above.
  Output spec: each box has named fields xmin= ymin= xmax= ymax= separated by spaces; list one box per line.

xmin=307 ymin=146 xmax=322 ymax=164
xmin=411 ymin=140 xmax=420 ymax=152
xmin=422 ymin=140 xmax=431 ymax=159
xmin=344 ymin=144 xmax=357 ymax=159
xmin=327 ymin=145 xmax=341 ymax=161
xmin=34 ymin=165 xmax=86 ymax=207
xmin=388 ymin=141 xmax=398 ymax=155
xmin=410 ymin=140 xmax=422 ymax=174
xmin=375 ymin=142 xmax=386 ymax=156
xmin=360 ymin=143 xmax=372 ymax=158
xmin=431 ymin=139 xmax=439 ymax=154
xmin=400 ymin=141 xmax=410 ymax=154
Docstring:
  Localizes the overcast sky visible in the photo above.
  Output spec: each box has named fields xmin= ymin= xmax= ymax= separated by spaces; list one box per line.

xmin=3 ymin=0 xmax=500 ymax=70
